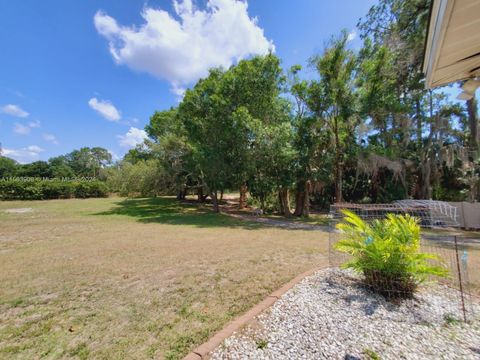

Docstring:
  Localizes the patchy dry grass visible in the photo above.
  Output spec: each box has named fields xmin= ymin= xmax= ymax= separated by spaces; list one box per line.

xmin=422 ymin=228 xmax=480 ymax=297
xmin=261 ymin=212 xmax=330 ymax=226
xmin=0 ymin=197 xmax=328 ymax=359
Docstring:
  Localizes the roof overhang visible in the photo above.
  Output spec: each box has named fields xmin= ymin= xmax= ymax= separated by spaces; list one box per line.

xmin=423 ymin=0 xmax=480 ymax=89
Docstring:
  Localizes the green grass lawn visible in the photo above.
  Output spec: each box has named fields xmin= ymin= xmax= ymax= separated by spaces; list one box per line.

xmin=0 ymin=197 xmax=329 ymax=359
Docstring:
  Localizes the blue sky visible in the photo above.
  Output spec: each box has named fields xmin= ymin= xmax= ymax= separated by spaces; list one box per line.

xmin=0 ymin=0 xmax=394 ymax=163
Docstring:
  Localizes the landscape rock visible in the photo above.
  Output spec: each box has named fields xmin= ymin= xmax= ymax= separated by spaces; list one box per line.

xmin=210 ymin=268 xmax=480 ymax=360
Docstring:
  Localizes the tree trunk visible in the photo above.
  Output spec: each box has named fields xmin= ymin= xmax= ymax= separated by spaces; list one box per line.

xmin=197 ymin=186 xmax=204 ymax=202
xmin=371 ymin=172 xmax=379 ymax=203
xmin=419 ymin=131 xmax=433 ymax=200
xmin=278 ymin=187 xmax=291 ymax=217
xmin=176 ymin=187 xmax=186 ymax=200
xmin=239 ymin=184 xmax=247 ymax=209
xmin=219 ymin=190 xmax=224 ymax=201
xmin=420 ymin=157 xmax=432 ymax=199
xmin=260 ymin=195 xmax=265 ymax=212
xmin=467 ymin=95 xmax=478 ymax=155
xmin=294 ymin=181 xmax=307 ymax=217
xmin=294 ymin=188 xmax=304 ymax=216
xmin=420 ymin=90 xmax=434 ymax=200
xmin=334 ymin=117 xmax=343 ymax=203
xmin=334 ymin=161 xmax=343 ymax=203
xmin=303 ymin=181 xmax=310 ymax=217
xmin=278 ymin=190 xmax=284 ymax=215
xmin=211 ymin=191 xmax=220 ymax=213
xmin=415 ymin=98 xmax=422 ymax=148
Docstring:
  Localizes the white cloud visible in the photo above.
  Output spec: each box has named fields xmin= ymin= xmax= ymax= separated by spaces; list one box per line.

xmin=13 ymin=119 xmax=41 ymax=135
xmin=171 ymin=84 xmax=186 ymax=101
xmin=26 ymin=145 xmax=44 ymax=153
xmin=1 ymin=104 xmax=29 ymax=118
xmin=88 ymin=97 xmax=121 ymax=121
xmin=28 ymin=119 xmax=41 ymax=128
xmin=94 ymin=0 xmax=274 ymax=89
xmin=117 ymin=127 xmax=148 ymax=148
xmin=3 ymin=145 xmax=44 ymax=163
xmin=13 ymin=122 xmax=31 ymax=135
xmin=42 ymin=133 xmax=59 ymax=144
xmin=347 ymin=30 xmax=357 ymax=42
xmin=120 ymin=117 xmax=141 ymax=127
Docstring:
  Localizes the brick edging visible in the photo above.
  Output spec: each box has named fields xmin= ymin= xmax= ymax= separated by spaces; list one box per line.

xmin=183 ymin=265 xmax=327 ymax=360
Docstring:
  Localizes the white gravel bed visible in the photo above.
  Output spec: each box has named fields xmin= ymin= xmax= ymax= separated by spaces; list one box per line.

xmin=210 ymin=268 xmax=480 ymax=360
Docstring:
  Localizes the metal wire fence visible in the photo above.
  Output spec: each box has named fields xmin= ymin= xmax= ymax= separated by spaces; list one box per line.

xmin=329 ymin=202 xmax=478 ymax=322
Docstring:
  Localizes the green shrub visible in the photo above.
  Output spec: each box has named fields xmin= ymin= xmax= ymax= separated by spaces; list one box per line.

xmin=106 ymin=160 xmax=166 ymax=197
xmin=41 ymin=181 xmax=74 ymax=199
xmin=20 ymin=182 xmax=44 ymax=200
xmin=73 ymin=181 xmax=108 ymax=198
xmin=247 ymin=192 xmax=280 ymax=214
xmin=0 ymin=180 xmax=107 ymax=200
xmin=335 ymin=210 xmax=448 ymax=298
xmin=0 ymin=181 xmax=15 ymax=199
xmin=0 ymin=180 xmax=43 ymax=200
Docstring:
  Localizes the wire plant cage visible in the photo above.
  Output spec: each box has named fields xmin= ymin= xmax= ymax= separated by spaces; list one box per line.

xmin=328 ymin=200 xmax=476 ymax=322
xmin=330 ymin=200 xmax=459 ymax=228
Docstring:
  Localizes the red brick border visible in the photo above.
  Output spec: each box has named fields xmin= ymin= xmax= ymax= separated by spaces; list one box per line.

xmin=183 ymin=265 xmax=327 ymax=360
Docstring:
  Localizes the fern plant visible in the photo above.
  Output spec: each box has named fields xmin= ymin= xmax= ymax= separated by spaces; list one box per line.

xmin=335 ymin=210 xmax=448 ymax=298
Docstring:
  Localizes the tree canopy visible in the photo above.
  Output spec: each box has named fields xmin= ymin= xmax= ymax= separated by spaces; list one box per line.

xmin=3 ymin=0 xmax=478 ymax=215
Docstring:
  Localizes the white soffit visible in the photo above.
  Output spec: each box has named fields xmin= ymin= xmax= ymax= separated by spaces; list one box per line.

xmin=423 ymin=0 xmax=480 ymax=88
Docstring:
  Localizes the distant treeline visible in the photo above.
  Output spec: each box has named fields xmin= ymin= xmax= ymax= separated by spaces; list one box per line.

xmin=0 ymin=147 xmax=112 ymax=200
xmin=0 ymin=147 xmax=112 ymax=179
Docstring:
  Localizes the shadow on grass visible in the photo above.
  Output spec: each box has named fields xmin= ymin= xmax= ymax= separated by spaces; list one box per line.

xmin=93 ymin=197 xmax=263 ymax=229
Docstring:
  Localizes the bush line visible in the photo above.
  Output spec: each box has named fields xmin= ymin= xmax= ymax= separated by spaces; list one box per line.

xmin=0 ymin=179 xmax=108 ymax=200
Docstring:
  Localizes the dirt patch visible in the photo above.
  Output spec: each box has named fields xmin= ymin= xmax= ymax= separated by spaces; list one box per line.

xmin=4 ymin=208 xmax=34 ymax=214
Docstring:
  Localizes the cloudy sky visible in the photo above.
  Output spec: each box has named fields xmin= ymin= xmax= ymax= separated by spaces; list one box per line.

xmin=0 ymin=0 xmax=377 ymax=163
